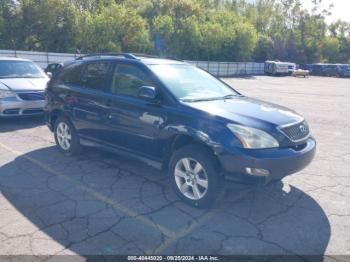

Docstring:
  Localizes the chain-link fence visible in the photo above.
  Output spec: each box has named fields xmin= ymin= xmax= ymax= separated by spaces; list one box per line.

xmin=186 ymin=61 xmax=264 ymax=76
xmin=0 ymin=49 xmax=81 ymax=69
xmin=0 ymin=49 xmax=265 ymax=76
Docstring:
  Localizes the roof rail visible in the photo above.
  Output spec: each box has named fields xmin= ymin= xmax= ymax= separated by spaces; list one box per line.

xmin=76 ymin=53 xmax=138 ymax=60
xmin=75 ymin=52 xmax=184 ymax=62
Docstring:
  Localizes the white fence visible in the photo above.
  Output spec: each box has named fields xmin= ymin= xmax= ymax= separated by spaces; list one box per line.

xmin=0 ymin=49 xmax=265 ymax=76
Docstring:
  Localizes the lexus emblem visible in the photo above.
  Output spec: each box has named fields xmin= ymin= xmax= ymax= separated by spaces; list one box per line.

xmin=299 ymin=124 xmax=307 ymax=133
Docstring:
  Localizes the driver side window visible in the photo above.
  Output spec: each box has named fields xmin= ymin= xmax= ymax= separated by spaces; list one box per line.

xmin=110 ymin=64 xmax=156 ymax=97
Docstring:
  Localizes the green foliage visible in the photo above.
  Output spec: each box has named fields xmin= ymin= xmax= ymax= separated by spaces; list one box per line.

xmin=322 ymin=37 xmax=340 ymax=63
xmin=254 ymin=34 xmax=273 ymax=62
xmin=152 ymin=9 xmax=258 ymax=61
xmin=0 ymin=0 xmax=349 ymax=63
xmin=75 ymin=4 xmax=150 ymax=53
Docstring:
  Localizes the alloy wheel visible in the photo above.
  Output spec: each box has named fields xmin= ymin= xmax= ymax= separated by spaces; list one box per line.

xmin=56 ymin=122 xmax=72 ymax=150
xmin=174 ymin=158 xmax=209 ymax=200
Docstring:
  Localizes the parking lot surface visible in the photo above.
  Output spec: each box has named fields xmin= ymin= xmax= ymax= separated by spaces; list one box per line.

xmin=0 ymin=76 xmax=349 ymax=260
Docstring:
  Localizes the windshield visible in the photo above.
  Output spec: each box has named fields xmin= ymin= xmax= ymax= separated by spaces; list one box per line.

xmin=0 ymin=60 xmax=46 ymax=78
xmin=149 ymin=64 xmax=239 ymax=101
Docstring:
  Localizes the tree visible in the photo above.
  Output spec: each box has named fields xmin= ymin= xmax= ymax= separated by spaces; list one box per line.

xmin=67 ymin=0 xmax=114 ymax=13
xmin=338 ymin=38 xmax=350 ymax=63
xmin=329 ymin=20 xmax=350 ymax=38
xmin=254 ymin=34 xmax=273 ymax=62
xmin=75 ymin=3 xmax=150 ymax=53
xmin=0 ymin=0 xmax=349 ymax=63
xmin=0 ymin=0 xmax=80 ymax=52
xmin=0 ymin=0 xmax=20 ymax=50
xmin=321 ymin=37 xmax=340 ymax=63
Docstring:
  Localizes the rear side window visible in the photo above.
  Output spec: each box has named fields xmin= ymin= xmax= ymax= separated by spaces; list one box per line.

xmin=110 ymin=63 xmax=155 ymax=97
xmin=81 ymin=62 xmax=113 ymax=91
xmin=59 ymin=63 xmax=84 ymax=85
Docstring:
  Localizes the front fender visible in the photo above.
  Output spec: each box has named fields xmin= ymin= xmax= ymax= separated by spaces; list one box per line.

xmin=164 ymin=124 xmax=225 ymax=155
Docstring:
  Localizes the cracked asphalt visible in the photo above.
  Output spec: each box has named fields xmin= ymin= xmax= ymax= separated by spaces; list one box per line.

xmin=0 ymin=76 xmax=349 ymax=259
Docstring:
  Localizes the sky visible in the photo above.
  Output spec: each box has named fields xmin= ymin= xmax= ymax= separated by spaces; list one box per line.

xmin=246 ymin=0 xmax=350 ymax=24
xmin=301 ymin=0 xmax=350 ymax=23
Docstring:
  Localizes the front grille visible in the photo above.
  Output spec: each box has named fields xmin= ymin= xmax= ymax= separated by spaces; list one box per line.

xmin=17 ymin=92 xmax=44 ymax=101
xmin=280 ymin=121 xmax=310 ymax=142
xmin=3 ymin=109 xmax=20 ymax=115
xmin=22 ymin=108 xmax=44 ymax=115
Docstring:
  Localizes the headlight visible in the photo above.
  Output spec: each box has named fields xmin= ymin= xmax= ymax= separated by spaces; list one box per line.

xmin=0 ymin=89 xmax=15 ymax=99
xmin=227 ymin=124 xmax=279 ymax=149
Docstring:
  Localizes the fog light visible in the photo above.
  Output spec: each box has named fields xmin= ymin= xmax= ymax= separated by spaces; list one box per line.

xmin=246 ymin=168 xmax=270 ymax=177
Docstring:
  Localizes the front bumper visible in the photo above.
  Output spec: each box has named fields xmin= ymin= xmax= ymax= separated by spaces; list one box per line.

xmin=0 ymin=97 xmax=45 ymax=117
xmin=218 ymin=137 xmax=316 ymax=185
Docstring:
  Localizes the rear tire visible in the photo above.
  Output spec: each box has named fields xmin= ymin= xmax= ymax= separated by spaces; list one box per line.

xmin=169 ymin=145 xmax=223 ymax=208
xmin=54 ymin=116 xmax=81 ymax=156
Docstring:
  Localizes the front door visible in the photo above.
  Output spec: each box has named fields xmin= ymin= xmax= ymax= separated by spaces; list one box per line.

xmin=104 ymin=62 xmax=167 ymax=160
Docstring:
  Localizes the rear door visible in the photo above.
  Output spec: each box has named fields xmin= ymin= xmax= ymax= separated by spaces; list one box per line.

xmin=68 ymin=61 xmax=114 ymax=143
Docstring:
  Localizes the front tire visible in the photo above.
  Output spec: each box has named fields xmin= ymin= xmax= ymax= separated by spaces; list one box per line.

xmin=54 ymin=116 xmax=81 ymax=156
xmin=169 ymin=145 xmax=222 ymax=208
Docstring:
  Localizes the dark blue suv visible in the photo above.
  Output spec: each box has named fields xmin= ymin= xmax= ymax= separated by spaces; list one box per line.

xmin=44 ymin=53 xmax=316 ymax=207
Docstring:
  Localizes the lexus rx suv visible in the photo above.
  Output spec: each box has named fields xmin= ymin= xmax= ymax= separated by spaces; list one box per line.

xmin=44 ymin=53 xmax=316 ymax=208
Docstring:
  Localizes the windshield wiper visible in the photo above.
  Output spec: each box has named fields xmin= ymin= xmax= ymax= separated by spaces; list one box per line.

xmin=219 ymin=94 xmax=238 ymax=100
xmin=21 ymin=76 xmax=42 ymax=78
xmin=182 ymin=94 xmax=240 ymax=103
xmin=0 ymin=75 xmax=20 ymax=78
xmin=181 ymin=97 xmax=218 ymax=102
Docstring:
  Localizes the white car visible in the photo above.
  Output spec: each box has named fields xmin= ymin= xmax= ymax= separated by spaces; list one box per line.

xmin=0 ymin=57 xmax=49 ymax=117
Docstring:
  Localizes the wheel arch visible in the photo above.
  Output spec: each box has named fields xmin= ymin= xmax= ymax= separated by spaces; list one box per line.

xmin=50 ymin=109 xmax=63 ymax=129
xmin=162 ymin=132 xmax=222 ymax=174
xmin=50 ymin=109 xmax=72 ymax=130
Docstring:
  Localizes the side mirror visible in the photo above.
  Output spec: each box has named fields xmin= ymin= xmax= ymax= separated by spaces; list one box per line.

xmin=46 ymin=72 xmax=53 ymax=78
xmin=138 ymin=86 xmax=157 ymax=101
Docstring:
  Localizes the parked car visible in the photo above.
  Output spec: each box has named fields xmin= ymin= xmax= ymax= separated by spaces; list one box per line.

xmin=45 ymin=53 xmax=316 ymax=208
xmin=292 ymin=69 xmax=309 ymax=78
xmin=338 ymin=64 xmax=350 ymax=78
xmin=0 ymin=57 xmax=50 ymax=117
xmin=45 ymin=62 xmax=63 ymax=77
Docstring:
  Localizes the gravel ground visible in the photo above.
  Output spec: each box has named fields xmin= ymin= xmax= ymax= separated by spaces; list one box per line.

xmin=0 ymin=75 xmax=349 ymax=260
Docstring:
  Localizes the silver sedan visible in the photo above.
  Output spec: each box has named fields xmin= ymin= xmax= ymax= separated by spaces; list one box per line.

xmin=0 ymin=57 xmax=49 ymax=117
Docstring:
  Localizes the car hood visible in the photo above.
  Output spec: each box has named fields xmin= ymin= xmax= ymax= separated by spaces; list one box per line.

xmin=0 ymin=78 xmax=49 ymax=91
xmin=184 ymin=96 xmax=303 ymax=127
